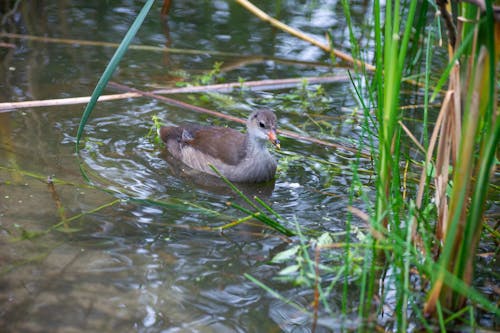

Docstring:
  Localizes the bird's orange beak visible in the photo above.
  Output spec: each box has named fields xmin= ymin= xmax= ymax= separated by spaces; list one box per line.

xmin=268 ymin=130 xmax=280 ymax=149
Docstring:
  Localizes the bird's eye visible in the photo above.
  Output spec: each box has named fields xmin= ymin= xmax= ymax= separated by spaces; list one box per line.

xmin=259 ymin=122 xmax=266 ymax=128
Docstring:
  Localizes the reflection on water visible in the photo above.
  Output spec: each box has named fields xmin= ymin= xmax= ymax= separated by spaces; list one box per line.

xmin=0 ymin=1 xmax=374 ymax=332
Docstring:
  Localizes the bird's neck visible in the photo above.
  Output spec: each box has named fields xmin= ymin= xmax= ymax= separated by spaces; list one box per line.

xmin=245 ymin=132 xmax=267 ymax=155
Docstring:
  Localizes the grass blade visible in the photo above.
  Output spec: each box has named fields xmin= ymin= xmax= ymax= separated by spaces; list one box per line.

xmin=75 ymin=0 xmax=156 ymax=151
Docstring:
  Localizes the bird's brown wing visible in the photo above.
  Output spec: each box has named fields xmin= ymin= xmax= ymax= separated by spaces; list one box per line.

xmin=185 ymin=126 xmax=247 ymax=166
xmin=161 ymin=124 xmax=247 ymax=166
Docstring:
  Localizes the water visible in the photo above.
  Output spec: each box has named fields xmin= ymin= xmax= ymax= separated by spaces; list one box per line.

xmin=0 ymin=1 xmax=479 ymax=332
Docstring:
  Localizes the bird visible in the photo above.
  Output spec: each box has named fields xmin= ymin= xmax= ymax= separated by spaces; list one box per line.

xmin=159 ymin=109 xmax=280 ymax=183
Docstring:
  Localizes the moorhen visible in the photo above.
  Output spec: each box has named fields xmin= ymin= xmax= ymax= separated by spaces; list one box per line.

xmin=159 ymin=109 xmax=280 ymax=183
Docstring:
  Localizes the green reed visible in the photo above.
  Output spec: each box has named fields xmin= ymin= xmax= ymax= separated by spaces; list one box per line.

xmin=75 ymin=0 xmax=156 ymax=150
xmin=341 ymin=0 xmax=500 ymax=330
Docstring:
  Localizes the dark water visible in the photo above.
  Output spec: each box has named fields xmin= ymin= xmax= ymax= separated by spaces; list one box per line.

xmin=0 ymin=1 xmax=470 ymax=332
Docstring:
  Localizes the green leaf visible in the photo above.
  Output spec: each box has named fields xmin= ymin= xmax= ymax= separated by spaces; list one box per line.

xmin=75 ymin=0 xmax=156 ymax=151
xmin=278 ymin=264 xmax=301 ymax=276
xmin=316 ymin=232 xmax=333 ymax=247
xmin=271 ymin=245 xmax=300 ymax=263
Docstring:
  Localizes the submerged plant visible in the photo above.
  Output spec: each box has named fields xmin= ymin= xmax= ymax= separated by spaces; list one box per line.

xmin=146 ymin=114 xmax=164 ymax=146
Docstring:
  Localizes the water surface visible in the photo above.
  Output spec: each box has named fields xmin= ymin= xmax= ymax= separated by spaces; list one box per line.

xmin=0 ymin=1 xmax=439 ymax=332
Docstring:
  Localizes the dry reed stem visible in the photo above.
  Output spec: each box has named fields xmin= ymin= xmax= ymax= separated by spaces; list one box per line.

xmin=0 ymin=32 xmax=340 ymax=69
xmin=424 ymin=40 xmax=489 ymax=318
xmin=161 ymin=0 xmax=172 ymax=16
xmin=399 ymin=120 xmax=426 ymax=153
xmin=434 ymin=65 xmax=461 ymax=244
xmin=413 ymin=89 xmax=450 ymax=249
xmin=0 ymin=93 xmax=140 ymax=112
xmin=312 ymin=247 xmax=320 ymax=333
xmin=0 ymin=76 xmax=348 ymax=112
xmin=403 ymin=159 xmax=409 ymax=201
xmin=109 ymin=82 xmax=369 ymax=156
xmin=421 ymin=108 xmax=449 ymax=208
xmin=445 ymin=46 xmax=488 ymax=310
xmin=0 ymin=32 xmax=245 ymax=57
xmin=235 ymin=0 xmax=376 ymax=72
xmin=0 ymin=42 xmax=16 ymax=48
xmin=347 ymin=206 xmax=369 ymax=223
xmin=347 ymin=206 xmax=386 ymax=241
xmin=421 ymin=80 xmax=457 ymax=314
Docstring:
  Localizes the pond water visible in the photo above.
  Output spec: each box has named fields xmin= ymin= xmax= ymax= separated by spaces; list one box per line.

xmin=0 ymin=1 xmax=468 ymax=332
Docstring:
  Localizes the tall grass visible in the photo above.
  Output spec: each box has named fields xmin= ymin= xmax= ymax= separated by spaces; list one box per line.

xmin=424 ymin=1 xmax=499 ymax=315
xmin=349 ymin=0 xmax=499 ymax=329
xmin=341 ymin=0 xmax=422 ymax=330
